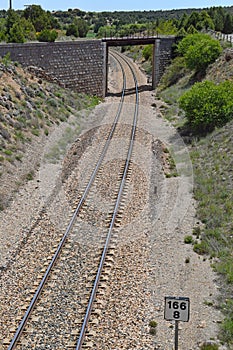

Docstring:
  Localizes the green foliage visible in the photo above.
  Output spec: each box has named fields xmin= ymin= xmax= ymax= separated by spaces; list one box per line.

xmin=177 ymin=33 xmax=222 ymax=73
xmin=184 ymin=235 xmax=193 ymax=244
xmin=219 ymin=299 xmax=233 ymax=344
xmin=193 ymin=241 xmax=209 ymax=255
xmin=221 ymin=316 xmax=233 ymax=344
xmin=149 ymin=320 xmax=158 ymax=328
xmin=76 ymin=18 xmax=89 ymax=37
xmin=23 ymin=5 xmax=52 ymax=32
xmin=159 ymin=56 xmax=187 ymax=89
xmin=0 ymin=18 xmax=7 ymax=41
xmin=184 ymin=39 xmax=222 ymax=72
xmin=179 ymin=80 xmax=233 ymax=132
xmin=8 ymin=22 xmax=25 ymax=43
xmin=66 ymin=23 xmax=78 ymax=37
xmin=182 ymin=10 xmax=214 ymax=32
xmin=200 ymin=343 xmax=219 ymax=350
xmin=1 ymin=52 xmax=11 ymax=66
xmin=156 ymin=19 xmax=178 ymax=35
xmin=37 ymin=29 xmax=58 ymax=42
xmin=216 ymin=257 xmax=233 ymax=284
xmin=142 ymin=45 xmax=153 ymax=62
xmin=20 ymin=17 xmax=36 ymax=41
xmin=176 ymin=33 xmax=203 ymax=55
xmin=187 ymin=24 xmax=198 ymax=34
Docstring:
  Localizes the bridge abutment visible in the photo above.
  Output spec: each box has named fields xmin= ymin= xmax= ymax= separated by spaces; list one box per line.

xmin=0 ymin=37 xmax=178 ymax=97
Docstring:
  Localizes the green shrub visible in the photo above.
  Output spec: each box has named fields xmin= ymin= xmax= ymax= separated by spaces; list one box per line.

xmin=184 ymin=39 xmax=222 ymax=72
xmin=179 ymin=80 xmax=233 ymax=133
xmin=37 ymin=29 xmax=58 ymax=42
xmin=159 ymin=56 xmax=187 ymax=89
xmin=176 ymin=33 xmax=222 ymax=73
xmin=193 ymin=241 xmax=209 ymax=255
xmin=149 ymin=320 xmax=157 ymax=328
xmin=176 ymin=33 xmax=205 ymax=56
xmin=184 ymin=235 xmax=193 ymax=244
xmin=142 ymin=44 xmax=153 ymax=62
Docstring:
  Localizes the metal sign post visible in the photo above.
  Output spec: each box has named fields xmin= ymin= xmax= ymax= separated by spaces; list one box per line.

xmin=175 ymin=320 xmax=179 ymax=350
xmin=164 ymin=296 xmax=190 ymax=350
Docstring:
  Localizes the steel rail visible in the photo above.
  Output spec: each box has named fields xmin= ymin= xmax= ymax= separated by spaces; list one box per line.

xmin=7 ymin=53 xmax=126 ymax=350
xmin=75 ymin=50 xmax=139 ymax=350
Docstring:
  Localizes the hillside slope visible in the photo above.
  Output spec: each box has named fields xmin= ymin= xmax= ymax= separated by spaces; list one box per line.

xmin=157 ymin=47 xmax=233 ymax=347
xmin=0 ymin=61 xmax=98 ymax=210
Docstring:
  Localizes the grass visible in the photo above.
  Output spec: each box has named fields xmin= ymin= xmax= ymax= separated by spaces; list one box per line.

xmin=184 ymin=235 xmax=193 ymax=244
xmin=149 ymin=320 xmax=157 ymax=335
xmin=45 ymin=125 xmax=80 ymax=163
xmin=190 ymin=122 xmax=233 ymax=344
xmin=200 ymin=343 xmax=219 ymax=350
xmin=26 ymin=171 xmax=34 ymax=181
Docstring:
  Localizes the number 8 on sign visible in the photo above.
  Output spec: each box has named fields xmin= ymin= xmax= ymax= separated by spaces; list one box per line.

xmin=164 ymin=296 xmax=190 ymax=322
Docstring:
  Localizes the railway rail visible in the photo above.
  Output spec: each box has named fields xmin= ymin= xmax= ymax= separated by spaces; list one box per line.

xmin=6 ymin=51 xmax=140 ymax=350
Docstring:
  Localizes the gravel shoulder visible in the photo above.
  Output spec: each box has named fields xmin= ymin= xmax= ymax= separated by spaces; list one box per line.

xmin=0 ymin=55 xmax=224 ymax=349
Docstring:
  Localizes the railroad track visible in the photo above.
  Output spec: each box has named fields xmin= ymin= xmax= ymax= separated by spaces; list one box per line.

xmin=5 ymin=51 xmax=141 ymax=350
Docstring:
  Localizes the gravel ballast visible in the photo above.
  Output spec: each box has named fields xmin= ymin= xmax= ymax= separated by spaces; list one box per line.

xmin=0 ymin=54 xmax=224 ymax=350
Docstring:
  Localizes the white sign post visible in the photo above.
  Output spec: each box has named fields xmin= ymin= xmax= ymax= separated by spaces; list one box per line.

xmin=164 ymin=296 xmax=190 ymax=350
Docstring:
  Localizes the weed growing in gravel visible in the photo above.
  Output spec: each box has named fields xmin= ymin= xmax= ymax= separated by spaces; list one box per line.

xmin=200 ymin=343 xmax=219 ymax=350
xmin=149 ymin=320 xmax=157 ymax=335
xmin=184 ymin=235 xmax=193 ymax=244
xmin=26 ymin=171 xmax=34 ymax=181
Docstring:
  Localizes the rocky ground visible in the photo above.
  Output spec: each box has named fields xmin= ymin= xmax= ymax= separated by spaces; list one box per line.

xmin=0 ymin=54 xmax=225 ymax=349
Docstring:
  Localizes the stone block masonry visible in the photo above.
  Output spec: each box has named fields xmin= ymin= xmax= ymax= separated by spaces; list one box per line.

xmin=0 ymin=38 xmax=178 ymax=97
xmin=0 ymin=40 xmax=105 ymax=97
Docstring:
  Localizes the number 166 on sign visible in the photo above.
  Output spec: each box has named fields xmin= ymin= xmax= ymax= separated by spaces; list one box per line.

xmin=164 ymin=296 xmax=190 ymax=322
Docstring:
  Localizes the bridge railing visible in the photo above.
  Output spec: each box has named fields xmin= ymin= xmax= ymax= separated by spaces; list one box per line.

xmin=103 ymin=29 xmax=159 ymax=39
xmin=207 ymin=29 xmax=233 ymax=46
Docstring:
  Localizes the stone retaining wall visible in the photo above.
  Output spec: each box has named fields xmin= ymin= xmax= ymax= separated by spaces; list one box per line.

xmin=0 ymin=40 xmax=104 ymax=96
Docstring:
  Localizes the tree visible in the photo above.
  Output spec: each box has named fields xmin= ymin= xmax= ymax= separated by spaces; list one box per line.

xmin=76 ymin=18 xmax=89 ymax=37
xmin=0 ymin=18 xmax=7 ymax=41
xmin=66 ymin=23 xmax=79 ymax=37
xmin=199 ymin=10 xmax=214 ymax=30
xmin=6 ymin=9 xmax=20 ymax=35
xmin=20 ymin=17 xmax=36 ymax=40
xmin=184 ymin=12 xmax=200 ymax=31
xmin=23 ymin=5 xmax=52 ymax=32
xmin=8 ymin=22 xmax=25 ymax=43
xmin=223 ymin=13 xmax=233 ymax=34
xmin=209 ymin=6 xmax=225 ymax=31
xmin=187 ymin=24 xmax=198 ymax=34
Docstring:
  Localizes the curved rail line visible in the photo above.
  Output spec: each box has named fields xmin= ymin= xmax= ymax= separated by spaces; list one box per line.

xmin=75 ymin=50 xmax=139 ymax=349
xmin=7 ymin=52 xmax=126 ymax=350
xmin=7 ymin=51 xmax=139 ymax=350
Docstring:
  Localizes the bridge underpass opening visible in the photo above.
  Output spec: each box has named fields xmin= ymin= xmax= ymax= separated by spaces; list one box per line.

xmin=102 ymin=37 xmax=161 ymax=97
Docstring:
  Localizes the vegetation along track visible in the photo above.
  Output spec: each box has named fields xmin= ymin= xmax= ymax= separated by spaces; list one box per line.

xmin=4 ymin=51 xmax=143 ymax=349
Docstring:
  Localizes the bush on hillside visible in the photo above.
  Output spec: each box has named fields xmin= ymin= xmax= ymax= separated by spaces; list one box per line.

xmin=176 ymin=33 xmax=222 ymax=73
xmin=158 ymin=56 xmax=188 ymax=89
xmin=179 ymin=80 xmax=233 ymax=133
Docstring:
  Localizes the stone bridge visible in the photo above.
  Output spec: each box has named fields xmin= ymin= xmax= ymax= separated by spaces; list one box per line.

xmin=0 ymin=36 xmax=178 ymax=97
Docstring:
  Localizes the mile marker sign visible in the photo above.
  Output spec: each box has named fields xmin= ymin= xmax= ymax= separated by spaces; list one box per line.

xmin=164 ymin=296 xmax=190 ymax=322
